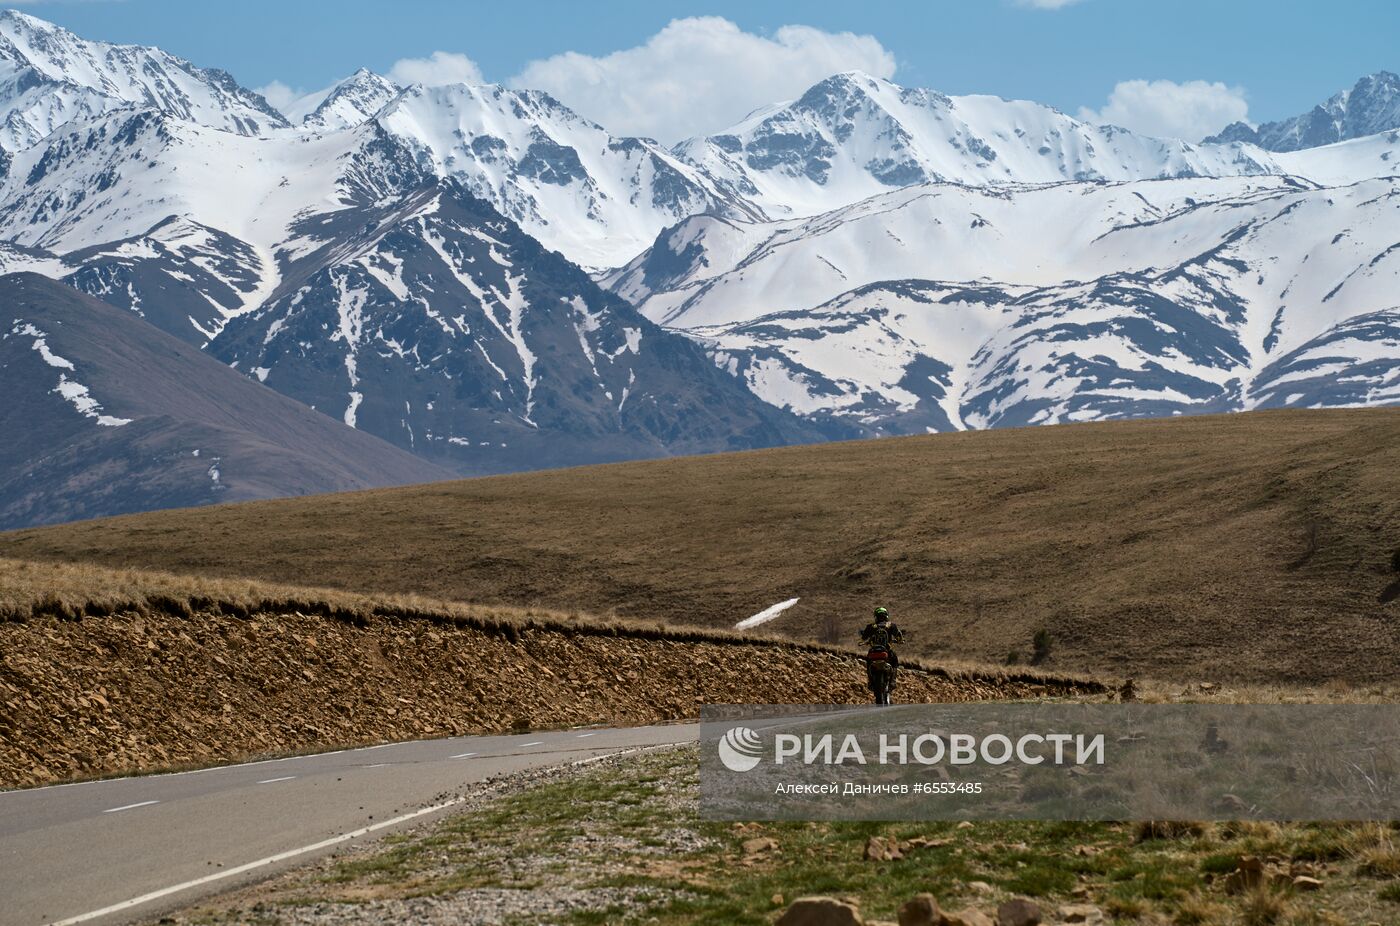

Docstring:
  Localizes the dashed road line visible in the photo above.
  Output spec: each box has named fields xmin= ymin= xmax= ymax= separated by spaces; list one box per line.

xmin=450 ymin=752 xmax=477 ymax=759
xmin=103 ymin=800 xmax=159 ymax=814
xmin=49 ymin=794 xmax=476 ymax=925
xmin=256 ymin=777 xmax=296 ymax=785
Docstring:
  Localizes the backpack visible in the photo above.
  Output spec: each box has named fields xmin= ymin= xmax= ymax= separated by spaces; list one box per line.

xmin=864 ymin=622 xmax=894 ymax=652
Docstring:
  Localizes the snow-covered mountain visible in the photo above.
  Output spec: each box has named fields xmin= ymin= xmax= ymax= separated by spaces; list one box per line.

xmin=300 ymin=68 xmax=400 ymax=131
xmin=208 ymin=178 xmax=827 ymax=472
xmin=671 ymin=71 xmax=1282 ymax=222
xmin=372 ymin=83 xmax=757 ymax=269
xmin=617 ymin=175 xmax=1400 ymax=433
xmin=1206 ymin=71 xmax=1400 ymax=152
xmin=0 ymin=106 xmax=437 ymax=342
xmin=0 ymin=7 xmax=1396 ymax=518
xmin=0 ymin=9 xmax=286 ymax=153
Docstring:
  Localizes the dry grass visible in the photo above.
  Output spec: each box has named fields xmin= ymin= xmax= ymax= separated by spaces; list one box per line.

xmin=3 ymin=408 xmax=1399 ymax=684
xmin=1239 ymin=885 xmax=1294 ymax=926
xmin=0 ymin=557 xmax=1096 ymax=690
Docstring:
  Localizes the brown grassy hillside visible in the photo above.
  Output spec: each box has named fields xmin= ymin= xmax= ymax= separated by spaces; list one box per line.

xmin=4 ymin=409 xmax=1399 ymax=683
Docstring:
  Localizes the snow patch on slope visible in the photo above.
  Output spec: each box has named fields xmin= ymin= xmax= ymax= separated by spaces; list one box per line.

xmin=8 ymin=320 xmax=130 ymax=425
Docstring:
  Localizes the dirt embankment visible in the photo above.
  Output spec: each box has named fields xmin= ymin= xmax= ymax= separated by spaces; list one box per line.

xmin=0 ymin=605 xmax=1097 ymax=789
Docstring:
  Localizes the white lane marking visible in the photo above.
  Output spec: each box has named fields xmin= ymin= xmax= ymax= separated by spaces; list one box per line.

xmin=49 ymin=794 xmax=476 ymax=926
xmin=256 ymin=776 xmax=296 ymax=785
xmin=576 ymin=733 xmax=597 ymax=738
xmin=362 ymin=763 xmax=389 ymax=769
xmin=571 ymin=743 xmax=687 ymax=766
xmin=450 ymin=752 xmax=477 ymax=759
xmin=5 ymin=726 xmax=697 ymax=798
xmin=103 ymin=800 xmax=159 ymax=814
xmin=519 ymin=741 xmax=543 ymax=747
xmin=51 ymin=739 xmax=696 ymax=925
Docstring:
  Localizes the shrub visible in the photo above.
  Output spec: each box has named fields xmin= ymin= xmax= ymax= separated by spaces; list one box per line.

xmin=1135 ymin=820 xmax=1206 ymax=842
xmin=1031 ymin=628 xmax=1052 ymax=665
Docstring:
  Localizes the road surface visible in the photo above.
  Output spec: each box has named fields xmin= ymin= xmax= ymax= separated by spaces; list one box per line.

xmin=0 ymin=723 xmax=696 ymax=926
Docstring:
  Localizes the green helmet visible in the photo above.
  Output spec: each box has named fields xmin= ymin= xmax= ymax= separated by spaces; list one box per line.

xmin=874 ymin=607 xmax=889 ymax=622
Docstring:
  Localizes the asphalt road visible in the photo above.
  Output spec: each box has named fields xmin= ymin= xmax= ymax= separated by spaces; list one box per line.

xmin=0 ymin=723 xmax=697 ymax=926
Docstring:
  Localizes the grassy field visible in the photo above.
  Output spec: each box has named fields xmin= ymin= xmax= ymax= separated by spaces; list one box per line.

xmin=167 ymin=745 xmax=1400 ymax=926
xmin=5 ymin=408 xmax=1398 ymax=684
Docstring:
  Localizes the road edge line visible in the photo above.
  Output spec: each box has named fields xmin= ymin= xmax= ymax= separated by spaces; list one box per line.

xmin=48 ymin=742 xmax=691 ymax=925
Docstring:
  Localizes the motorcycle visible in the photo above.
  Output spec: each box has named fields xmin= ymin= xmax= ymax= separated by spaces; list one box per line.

xmin=863 ymin=649 xmax=896 ymax=705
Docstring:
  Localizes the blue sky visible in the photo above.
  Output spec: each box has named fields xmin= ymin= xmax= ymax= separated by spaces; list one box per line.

xmin=16 ymin=0 xmax=1400 ymax=142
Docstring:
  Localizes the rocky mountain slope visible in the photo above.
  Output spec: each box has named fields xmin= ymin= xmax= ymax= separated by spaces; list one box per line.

xmin=0 ymin=273 xmax=449 ymax=528
xmin=609 ymin=175 xmax=1400 ymax=433
xmin=0 ymin=9 xmax=286 ymax=154
xmin=0 ymin=106 xmax=822 ymax=493
xmin=300 ymin=68 xmax=400 ymax=131
xmin=209 ymin=178 xmax=828 ymax=473
xmin=372 ymin=82 xmax=756 ymax=269
xmin=1206 ymin=71 xmax=1400 ymax=151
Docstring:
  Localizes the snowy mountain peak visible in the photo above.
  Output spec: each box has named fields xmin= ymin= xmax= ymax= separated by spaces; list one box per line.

xmin=0 ymin=8 xmax=287 ymax=151
xmin=673 ymin=71 xmax=1278 ymax=222
xmin=373 ymin=81 xmax=750 ymax=268
xmin=301 ymin=68 xmax=399 ymax=131
xmin=1205 ymin=70 xmax=1400 ymax=152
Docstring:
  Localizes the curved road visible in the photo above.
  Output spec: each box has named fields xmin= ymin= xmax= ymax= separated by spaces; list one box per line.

xmin=0 ymin=724 xmax=697 ymax=926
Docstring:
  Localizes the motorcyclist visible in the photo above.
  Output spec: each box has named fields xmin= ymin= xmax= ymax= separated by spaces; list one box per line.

xmin=860 ymin=606 xmax=905 ymax=690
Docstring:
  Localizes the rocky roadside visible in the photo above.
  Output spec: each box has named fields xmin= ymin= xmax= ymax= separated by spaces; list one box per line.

xmin=0 ymin=608 xmax=1095 ymax=788
xmin=152 ymin=746 xmax=706 ymax=926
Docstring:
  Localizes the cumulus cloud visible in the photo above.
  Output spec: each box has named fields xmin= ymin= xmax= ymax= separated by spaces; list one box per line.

xmin=254 ymin=80 xmax=300 ymax=113
xmin=509 ymin=17 xmax=897 ymax=144
xmin=1078 ymin=79 xmax=1250 ymax=141
xmin=387 ymin=51 xmax=484 ymax=88
xmin=254 ymin=80 xmax=336 ymax=123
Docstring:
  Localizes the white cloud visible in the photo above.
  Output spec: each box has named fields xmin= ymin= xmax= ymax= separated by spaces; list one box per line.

xmin=255 ymin=80 xmax=334 ymax=123
xmin=1078 ymin=79 xmax=1250 ymax=141
xmin=1016 ymin=0 xmax=1089 ymax=7
xmin=387 ymin=51 xmax=483 ymax=88
xmin=509 ymin=16 xmax=896 ymax=144
xmin=254 ymin=80 xmax=299 ymax=113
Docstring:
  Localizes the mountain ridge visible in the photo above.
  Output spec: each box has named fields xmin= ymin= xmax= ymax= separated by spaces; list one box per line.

xmin=0 ymin=8 xmax=286 ymax=152
xmin=0 ymin=272 xmax=450 ymax=528
xmin=1205 ymin=71 xmax=1400 ymax=151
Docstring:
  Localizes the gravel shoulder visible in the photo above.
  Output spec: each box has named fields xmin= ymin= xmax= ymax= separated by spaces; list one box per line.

xmin=154 ymin=744 xmax=1400 ymax=926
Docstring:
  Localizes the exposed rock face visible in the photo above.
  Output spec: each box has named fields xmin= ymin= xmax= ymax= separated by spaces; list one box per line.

xmin=1205 ymin=71 xmax=1400 ymax=151
xmin=209 ymin=180 xmax=828 ymax=475
xmin=0 ymin=8 xmax=287 ymax=151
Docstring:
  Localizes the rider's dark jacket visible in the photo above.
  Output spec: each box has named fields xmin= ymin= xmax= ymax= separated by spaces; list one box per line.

xmin=860 ymin=620 xmax=905 ymax=666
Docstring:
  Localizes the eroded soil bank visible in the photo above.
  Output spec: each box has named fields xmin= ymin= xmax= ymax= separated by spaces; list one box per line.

xmin=0 ymin=608 xmax=1096 ymax=788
